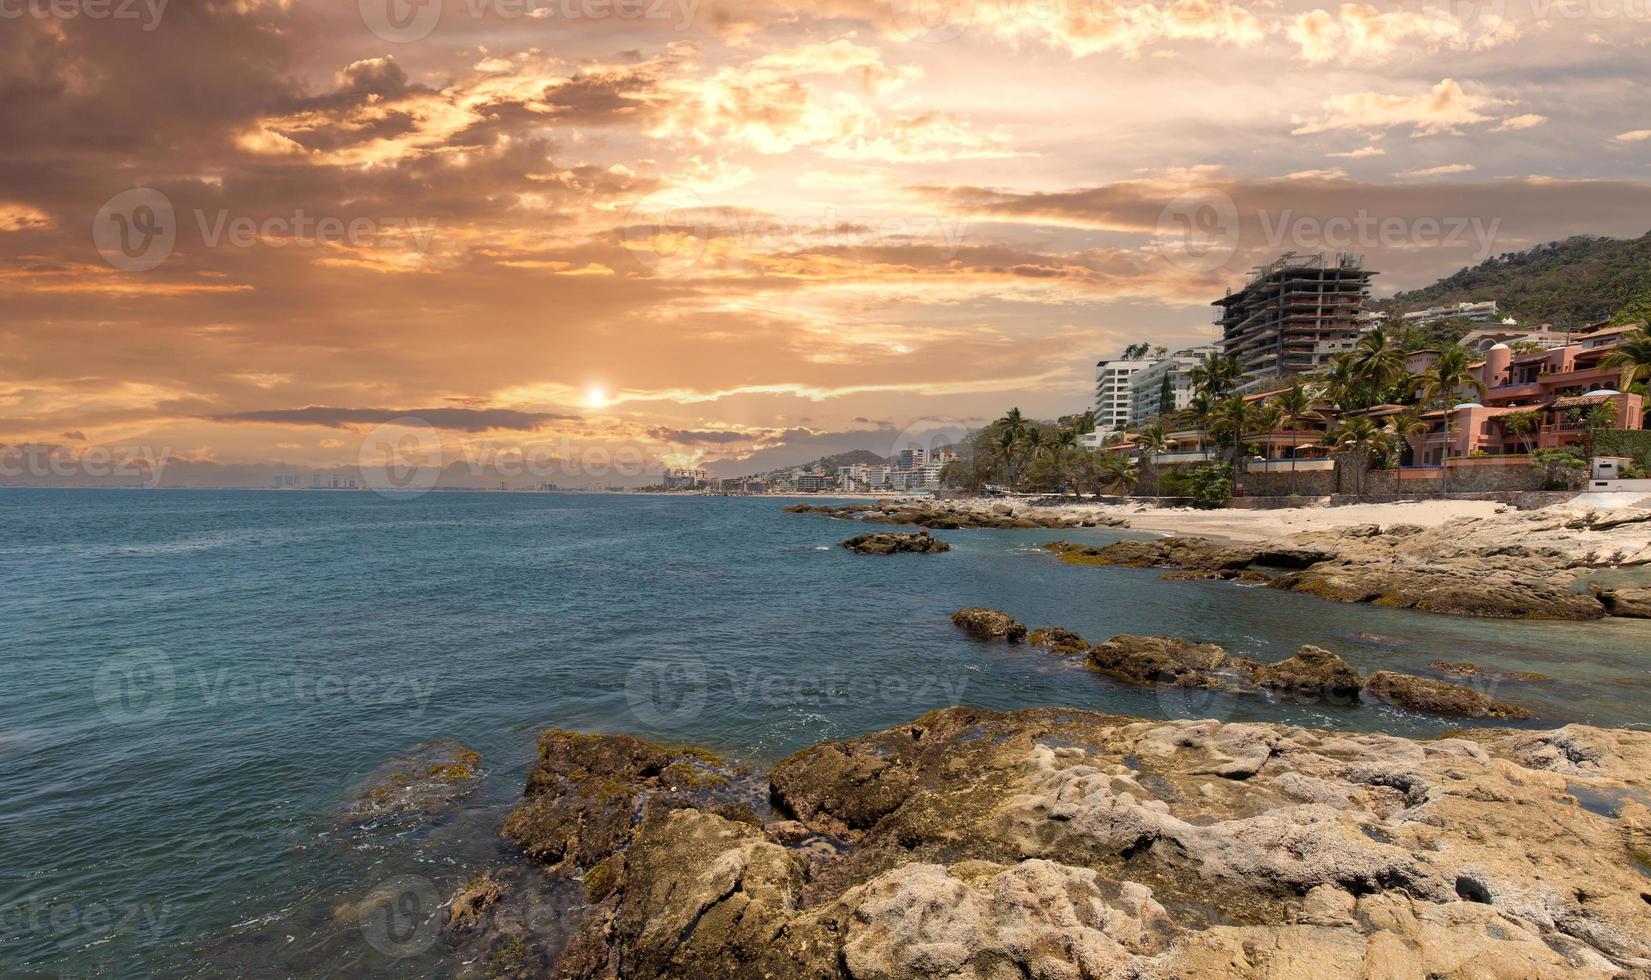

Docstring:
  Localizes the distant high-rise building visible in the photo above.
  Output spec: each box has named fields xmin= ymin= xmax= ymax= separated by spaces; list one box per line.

xmin=892 ymin=446 xmax=926 ymax=471
xmin=1129 ymin=345 xmax=1220 ymax=426
xmin=1093 ymin=358 xmax=1151 ymax=433
xmin=1214 ymin=252 xmax=1374 ymax=390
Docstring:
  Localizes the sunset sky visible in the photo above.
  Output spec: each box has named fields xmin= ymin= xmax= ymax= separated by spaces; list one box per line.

xmin=4 ymin=0 xmax=1651 ymax=484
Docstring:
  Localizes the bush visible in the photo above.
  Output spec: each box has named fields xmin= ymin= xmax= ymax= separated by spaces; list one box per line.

xmin=1185 ymin=464 xmax=1234 ymax=509
xmin=1595 ymin=429 xmax=1651 ymax=470
xmin=1530 ymin=447 xmax=1585 ymax=490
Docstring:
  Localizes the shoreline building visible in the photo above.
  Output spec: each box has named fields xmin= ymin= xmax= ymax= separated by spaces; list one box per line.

xmin=1214 ymin=252 xmax=1375 ymax=391
xmin=1128 ymin=344 xmax=1220 ymax=426
xmin=1093 ymin=357 xmax=1151 ymax=433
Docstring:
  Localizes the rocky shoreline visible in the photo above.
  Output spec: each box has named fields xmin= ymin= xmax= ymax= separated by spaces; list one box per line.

xmin=425 ymin=707 xmax=1651 ymax=978
xmin=1044 ymin=507 xmax=1651 ymax=621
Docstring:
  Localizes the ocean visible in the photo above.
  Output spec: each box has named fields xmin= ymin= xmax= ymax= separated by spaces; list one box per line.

xmin=3 ymin=489 xmax=1649 ymax=975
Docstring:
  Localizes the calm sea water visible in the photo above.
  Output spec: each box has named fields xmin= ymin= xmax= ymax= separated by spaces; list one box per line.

xmin=3 ymin=489 xmax=1649 ymax=975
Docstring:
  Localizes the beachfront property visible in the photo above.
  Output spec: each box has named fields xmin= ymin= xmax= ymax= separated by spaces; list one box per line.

xmin=1128 ymin=345 xmax=1220 ymax=427
xmin=1399 ymin=300 xmax=1505 ymax=328
xmin=1092 ymin=357 xmax=1152 ymax=433
xmin=1214 ymin=252 xmax=1375 ymax=391
xmin=661 ymin=467 xmax=712 ymax=490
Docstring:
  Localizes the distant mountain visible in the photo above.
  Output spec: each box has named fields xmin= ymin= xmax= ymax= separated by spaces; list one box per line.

xmin=1374 ymin=232 xmax=1651 ymax=329
xmin=815 ymin=449 xmax=889 ymax=469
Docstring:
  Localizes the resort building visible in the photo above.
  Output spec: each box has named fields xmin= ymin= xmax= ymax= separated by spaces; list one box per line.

xmin=1214 ymin=252 xmax=1375 ymax=390
xmin=1399 ymin=301 xmax=1503 ymax=327
xmin=661 ymin=467 xmax=712 ymax=490
xmin=1459 ymin=325 xmax=1572 ymax=354
xmin=1411 ymin=324 xmax=1646 ymax=464
xmin=892 ymin=447 xmax=927 ymax=471
xmin=1128 ymin=344 xmax=1220 ymax=427
xmin=1093 ymin=357 xmax=1152 ymax=433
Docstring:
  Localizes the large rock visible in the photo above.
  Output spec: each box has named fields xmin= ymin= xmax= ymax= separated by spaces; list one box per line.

xmin=840 ymin=530 xmax=949 ymax=555
xmin=1595 ymin=586 xmax=1651 ymax=618
xmin=1026 ymin=626 xmax=1088 ymax=655
xmin=486 ymin=708 xmax=1651 ymax=978
xmin=1250 ymin=645 xmax=1363 ymax=702
xmin=1364 ymin=671 xmax=1533 ymax=720
xmin=950 ymin=607 xmax=1027 ymax=643
xmin=1087 ymin=634 xmax=1229 ymax=687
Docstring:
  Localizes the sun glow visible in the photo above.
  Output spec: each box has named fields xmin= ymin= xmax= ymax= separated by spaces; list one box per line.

xmin=585 ymin=385 xmax=610 ymax=408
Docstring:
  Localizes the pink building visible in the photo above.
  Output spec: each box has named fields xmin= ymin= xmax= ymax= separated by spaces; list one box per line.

xmin=1411 ymin=325 xmax=1645 ymax=464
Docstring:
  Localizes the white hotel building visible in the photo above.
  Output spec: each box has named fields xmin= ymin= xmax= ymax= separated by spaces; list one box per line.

xmin=1092 ymin=358 xmax=1151 ymax=434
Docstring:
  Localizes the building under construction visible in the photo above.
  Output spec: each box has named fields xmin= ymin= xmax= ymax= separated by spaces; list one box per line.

xmin=1213 ymin=252 xmax=1375 ymax=390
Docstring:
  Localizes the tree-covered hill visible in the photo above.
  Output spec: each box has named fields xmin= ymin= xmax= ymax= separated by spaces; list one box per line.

xmin=1375 ymin=232 xmax=1651 ymax=328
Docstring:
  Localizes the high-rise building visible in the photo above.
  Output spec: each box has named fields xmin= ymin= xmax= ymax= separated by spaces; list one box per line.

xmin=1093 ymin=358 xmax=1151 ymax=433
xmin=892 ymin=447 xmax=926 ymax=471
xmin=1128 ymin=345 xmax=1220 ymax=426
xmin=1213 ymin=252 xmax=1374 ymax=390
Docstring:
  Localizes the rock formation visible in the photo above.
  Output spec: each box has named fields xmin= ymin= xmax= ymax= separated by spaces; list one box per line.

xmin=1365 ymin=671 xmax=1535 ymax=720
xmin=454 ymin=709 xmax=1651 ymax=977
xmin=950 ymin=608 xmax=1027 ymax=643
xmin=840 ymin=530 xmax=950 ymax=555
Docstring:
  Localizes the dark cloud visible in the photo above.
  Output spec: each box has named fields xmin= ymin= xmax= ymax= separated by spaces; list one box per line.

xmin=207 ymin=406 xmax=576 ymax=432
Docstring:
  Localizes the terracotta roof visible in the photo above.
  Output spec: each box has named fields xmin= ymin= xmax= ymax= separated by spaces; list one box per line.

xmin=1549 ymin=394 xmax=1621 ymax=409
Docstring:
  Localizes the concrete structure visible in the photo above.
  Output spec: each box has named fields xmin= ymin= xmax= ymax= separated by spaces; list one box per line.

xmin=1093 ymin=357 xmax=1151 ymax=433
xmin=1400 ymin=301 xmax=1502 ymax=327
xmin=661 ymin=467 xmax=711 ymax=490
xmin=1128 ymin=345 xmax=1220 ymax=426
xmin=1214 ymin=252 xmax=1374 ymax=390
xmin=891 ymin=447 xmax=926 ymax=471
xmin=1460 ymin=325 xmax=1572 ymax=354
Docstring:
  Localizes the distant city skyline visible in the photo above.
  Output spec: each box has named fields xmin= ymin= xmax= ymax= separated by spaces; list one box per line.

xmin=6 ymin=0 xmax=1651 ymax=481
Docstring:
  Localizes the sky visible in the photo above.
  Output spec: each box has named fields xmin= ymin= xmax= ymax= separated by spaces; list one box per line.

xmin=3 ymin=0 xmax=1651 ymax=486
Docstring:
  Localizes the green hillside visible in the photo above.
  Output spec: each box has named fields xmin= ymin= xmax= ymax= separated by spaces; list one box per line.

xmin=1375 ymin=232 xmax=1651 ymax=329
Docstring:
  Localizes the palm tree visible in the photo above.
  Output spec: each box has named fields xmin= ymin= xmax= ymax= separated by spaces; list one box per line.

xmin=1330 ymin=416 xmax=1382 ymax=500
xmin=1270 ymin=385 xmax=1314 ymax=494
xmin=1135 ymin=421 xmax=1170 ymax=496
xmin=1095 ymin=452 xmax=1139 ymax=496
xmin=1350 ymin=327 xmax=1407 ymax=401
xmin=1602 ymin=326 xmax=1651 ymax=390
xmin=1209 ymin=395 xmax=1254 ymax=468
xmin=1178 ymin=390 xmax=1220 ymax=462
xmin=1410 ymin=347 xmax=1486 ymax=496
xmin=1189 ymin=352 xmax=1243 ymax=399
xmin=1384 ymin=411 xmax=1429 ymax=494
xmin=995 ymin=426 xmax=1020 ymax=489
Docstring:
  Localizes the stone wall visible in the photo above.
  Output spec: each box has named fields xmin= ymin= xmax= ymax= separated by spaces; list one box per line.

xmin=1237 ymin=466 xmax=1337 ymax=497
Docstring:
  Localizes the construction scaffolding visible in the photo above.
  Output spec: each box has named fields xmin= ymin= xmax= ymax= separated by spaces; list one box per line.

xmin=1212 ymin=252 xmax=1375 ymax=390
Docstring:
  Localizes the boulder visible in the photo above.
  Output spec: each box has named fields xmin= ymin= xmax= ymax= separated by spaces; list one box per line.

xmin=1250 ymin=645 xmax=1363 ymax=702
xmin=1087 ymin=634 xmax=1229 ymax=687
xmin=839 ymin=530 xmax=949 ymax=555
xmin=950 ymin=608 xmax=1028 ymax=643
xmin=1595 ymin=586 xmax=1651 ymax=618
xmin=1026 ymin=626 xmax=1088 ymax=655
xmin=1364 ymin=671 xmax=1533 ymax=720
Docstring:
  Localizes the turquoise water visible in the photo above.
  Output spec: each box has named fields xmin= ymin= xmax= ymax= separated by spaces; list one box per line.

xmin=3 ymin=489 xmax=1649 ymax=975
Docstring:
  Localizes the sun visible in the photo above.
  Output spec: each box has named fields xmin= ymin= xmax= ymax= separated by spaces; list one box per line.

xmin=584 ymin=385 xmax=610 ymax=409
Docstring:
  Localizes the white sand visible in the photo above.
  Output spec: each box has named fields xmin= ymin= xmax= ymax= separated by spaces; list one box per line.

xmin=1110 ymin=499 xmax=1510 ymax=543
